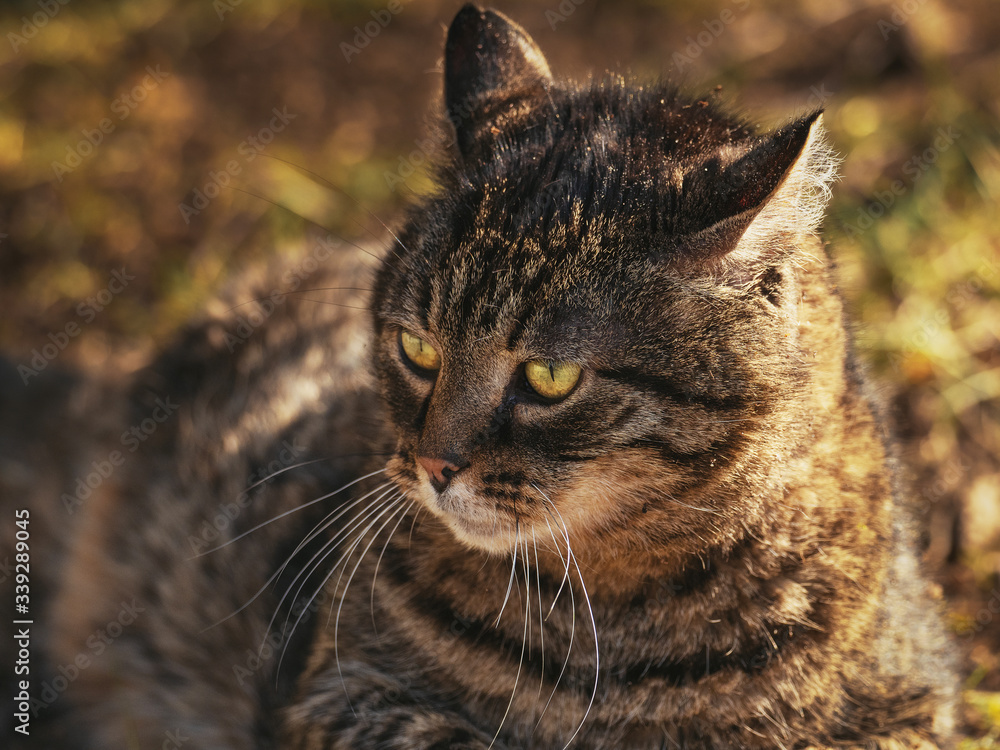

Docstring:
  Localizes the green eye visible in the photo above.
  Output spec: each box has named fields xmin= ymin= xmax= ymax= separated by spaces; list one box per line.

xmin=400 ymin=330 xmax=441 ymax=372
xmin=524 ymin=359 xmax=581 ymax=400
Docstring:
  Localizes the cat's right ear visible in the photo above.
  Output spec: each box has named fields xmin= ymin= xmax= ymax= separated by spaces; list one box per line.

xmin=445 ymin=5 xmax=553 ymax=157
xmin=673 ymin=112 xmax=838 ymax=287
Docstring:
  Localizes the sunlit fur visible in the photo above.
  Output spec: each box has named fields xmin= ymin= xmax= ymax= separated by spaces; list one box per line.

xmin=19 ymin=5 xmax=958 ymax=750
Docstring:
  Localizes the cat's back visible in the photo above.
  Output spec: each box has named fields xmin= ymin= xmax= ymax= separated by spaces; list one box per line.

xmin=0 ymin=357 xmax=124 ymax=746
xmin=18 ymin=238 xmax=386 ymax=749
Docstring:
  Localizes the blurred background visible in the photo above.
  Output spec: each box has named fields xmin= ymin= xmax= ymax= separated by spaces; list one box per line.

xmin=0 ymin=0 xmax=997 ymax=742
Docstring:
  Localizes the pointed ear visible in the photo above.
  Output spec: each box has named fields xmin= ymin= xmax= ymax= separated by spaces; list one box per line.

xmin=445 ymin=5 xmax=553 ymax=156
xmin=678 ymin=112 xmax=838 ymax=285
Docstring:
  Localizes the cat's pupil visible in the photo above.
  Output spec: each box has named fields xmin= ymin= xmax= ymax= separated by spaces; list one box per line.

xmin=400 ymin=330 xmax=441 ymax=372
xmin=524 ymin=359 xmax=581 ymax=400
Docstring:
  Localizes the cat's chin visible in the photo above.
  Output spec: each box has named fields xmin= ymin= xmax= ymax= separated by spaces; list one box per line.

xmin=445 ymin=516 xmax=520 ymax=555
xmin=421 ymin=484 xmax=520 ymax=555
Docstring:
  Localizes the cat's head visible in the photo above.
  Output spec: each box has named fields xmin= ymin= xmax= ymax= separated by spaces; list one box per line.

xmin=371 ymin=5 xmax=837 ymax=560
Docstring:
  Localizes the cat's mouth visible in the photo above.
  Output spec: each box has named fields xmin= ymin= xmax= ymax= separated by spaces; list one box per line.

xmin=424 ymin=482 xmax=522 ymax=553
xmin=384 ymin=453 xmax=535 ymax=553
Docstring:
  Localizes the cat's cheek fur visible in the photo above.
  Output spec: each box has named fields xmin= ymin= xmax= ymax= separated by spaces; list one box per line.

xmin=554 ymin=451 xmax=730 ymax=561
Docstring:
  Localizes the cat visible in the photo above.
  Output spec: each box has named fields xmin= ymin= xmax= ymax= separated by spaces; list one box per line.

xmin=5 ymin=4 xmax=957 ymax=749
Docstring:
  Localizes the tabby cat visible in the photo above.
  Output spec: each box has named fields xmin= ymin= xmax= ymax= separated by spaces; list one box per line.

xmin=16 ymin=5 xmax=958 ymax=749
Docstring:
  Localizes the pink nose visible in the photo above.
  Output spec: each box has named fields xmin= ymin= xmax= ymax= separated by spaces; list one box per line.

xmin=417 ymin=456 xmax=463 ymax=493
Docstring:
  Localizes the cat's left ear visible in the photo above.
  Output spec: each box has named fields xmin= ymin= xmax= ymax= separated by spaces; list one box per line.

xmin=678 ymin=111 xmax=838 ymax=285
xmin=445 ymin=4 xmax=553 ymax=157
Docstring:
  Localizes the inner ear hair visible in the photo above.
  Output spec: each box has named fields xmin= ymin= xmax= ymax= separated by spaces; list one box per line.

xmin=729 ymin=112 xmax=839 ymax=267
xmin=676 ymin=112 xmax=839 ymax=288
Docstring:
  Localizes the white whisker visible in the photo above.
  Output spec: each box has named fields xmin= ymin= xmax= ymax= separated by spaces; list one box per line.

xmin=332 ymin=495 xmax=410 ymax=708
xmin=278 ymin=480 xmax=397 ymax=583
xmin=495 ymin=528 xmax=520 ymax=628
xmin=545 ymin=499 xmax=600 ymax=750
xmin=488 ymin=526 xmax=529 ymax=750
xmin=268 ymin=485 xmax=399 ymax=657
xmin=191 ymin=467 xmax=387 ymax=559
xmin=328 ymin=491 xmax=407 ymax=629
xmin=369 ymin=498 xmax=416 ymax=636
xmin=531 ymin=486 xmax=600 ymax=746
xmin=200 ymin=476 xmax=393 ymax=634
xmin=250 ymin=481 xmax=395 ymax=632
xmin=522 ymin=534 xmax=532 ymax=654
xmin=536 ymin=487 xmax=571 ymax=619
xmin=661 ymin=491 xmax=723 ymax=516
xmin=532 ymin=533 xmax=546 ymax=707
xmin=273 ymin=488 xmax=403 ymax=694
xmin=245 ymin=457 xmax=328 ymax=491
xmin=535 ymin=496 xmax=576 ymax=729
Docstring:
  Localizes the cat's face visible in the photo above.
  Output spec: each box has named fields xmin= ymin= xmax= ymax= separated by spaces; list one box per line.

xmin=371 ymin=7 xmax=833 ymax=558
